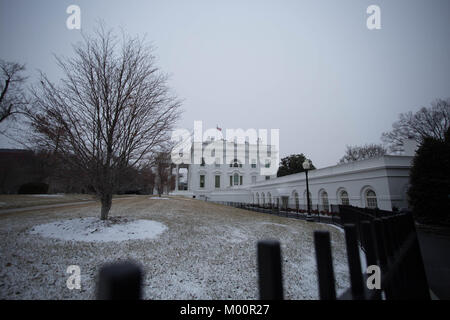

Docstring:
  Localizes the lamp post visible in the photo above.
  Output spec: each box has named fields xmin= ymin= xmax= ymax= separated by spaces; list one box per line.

xmin=303 ymin=159 xmax=313 ymax=222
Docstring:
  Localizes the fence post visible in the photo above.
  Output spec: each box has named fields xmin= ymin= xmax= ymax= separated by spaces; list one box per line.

xmin=343 ymin=224 xmax=365 ymax=299
xmin=257 ymin=240 xmax=284 ymax=300
xmin=314 ymin=231 xmax=337 ymax=300
xmin=97 ymin=261 xmax=142 ymax=300
xmin=361 ymin=221 xmax=381 ymax=299
xmin=382 ymin=216 xmax=404 ymax=299
xmin=404 ymin=212 xmax=431 ymax=300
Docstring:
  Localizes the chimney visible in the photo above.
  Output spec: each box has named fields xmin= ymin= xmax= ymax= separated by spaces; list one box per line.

xmin=403 ymin=138 xmax=418 ymax=156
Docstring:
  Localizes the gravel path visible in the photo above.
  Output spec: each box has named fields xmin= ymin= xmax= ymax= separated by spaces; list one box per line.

xmin=0 ymin=196 xmax=349 ymax=299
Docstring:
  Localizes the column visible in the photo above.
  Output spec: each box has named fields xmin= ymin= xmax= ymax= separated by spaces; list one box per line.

xmin=175 ymin=165 xmax=179 ymax=191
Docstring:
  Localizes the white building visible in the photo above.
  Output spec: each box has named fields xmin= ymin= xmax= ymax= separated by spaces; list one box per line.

xmin=173 ymin=138 xmax=277 ymax=199
xmin=172 ymin=140 xmax=416 ymax=211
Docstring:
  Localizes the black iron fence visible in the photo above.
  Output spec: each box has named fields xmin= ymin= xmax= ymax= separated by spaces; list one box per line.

xmin=95 ymin=204 xmax=430 ymax=300
xmin=313 ymin=211 xmax=430 ymax=299
xmin=210 ymin=201 xmax=343 ymax=226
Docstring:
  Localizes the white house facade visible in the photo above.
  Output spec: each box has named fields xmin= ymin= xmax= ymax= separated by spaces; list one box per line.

xmin=172 ymin=140 xmax=416 ymax=212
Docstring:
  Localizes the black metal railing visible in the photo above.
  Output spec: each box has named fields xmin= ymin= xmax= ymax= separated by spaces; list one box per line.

xmin=209 ymin=201 xmax=343 ymax=226
xmin=313 ymin=211 xmax=430 ymax=300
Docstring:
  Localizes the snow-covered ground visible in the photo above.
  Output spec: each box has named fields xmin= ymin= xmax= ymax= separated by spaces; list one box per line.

xmin=29 ymin=217 xmax=167 ymax=242
xmin=0 ymin=196 xmax=350 ymax=299
xmin=29 ymin=194 xmax=65 ymax=198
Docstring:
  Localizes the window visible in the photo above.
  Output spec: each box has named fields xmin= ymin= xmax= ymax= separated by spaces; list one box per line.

xmin=340 ymin=190 xmax=350 ymax=205
xmin=200 ymin=175 xmax=205 ymax=188
xmin=211 ymin=149 xmax=215 ymax=157
xmin=252 ymin=176 xmax=257 ymax=184
xmin=265 ymin=176 xmax=270 ymax=180
xmin=215 ymin=157 xmax=220 ymax=167
xmin=366 ymin=190 xmax=378 ymax=208
xmin=294 ymin=192 xmax=299 ymax=210
xmin=234 ymin=173 xmax=239 ymax=186
xmin=215 ymin=175 xmax=220 ymax=188
xmin=251 ymin=159 xmax=256 ymax=168
xmin=229 ymin=176 xmax=233 ymax=186
xmin=262 ymin=193 xmax=265 ymax=205
xmin=200 ymin=157 xmax=205 ymax=166
xmin=321 ymin=191 xmax=329 ymax=212
xmin=267 ymin=192 xmax=272 ymax=205
xmin=240 ymin=176 xmax=243 ymax=185
xmin=230 ymin=159 xmax=242 ymax=168
xmin=265 ymin=160 xmax=270 ymax=168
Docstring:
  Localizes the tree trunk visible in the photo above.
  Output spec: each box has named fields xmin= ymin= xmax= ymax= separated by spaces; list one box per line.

xmin=100 ymin=193 xmax=112 ymax=220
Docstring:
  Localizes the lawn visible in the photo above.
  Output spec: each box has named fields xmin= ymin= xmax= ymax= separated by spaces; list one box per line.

xmin=0 ymin=196 xmax=350 ymax=299
xmin=0 ymin=194 xmax=138 ymax=210
xmin=0 ymin=194 xmax=95 ymax=210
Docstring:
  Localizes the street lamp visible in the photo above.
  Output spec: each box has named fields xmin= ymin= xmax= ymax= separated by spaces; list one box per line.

xmin=303 ymin=159 xmax=314 ymax=221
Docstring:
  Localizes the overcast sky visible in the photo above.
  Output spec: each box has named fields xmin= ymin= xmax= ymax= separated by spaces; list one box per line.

xmin=1 ymin=0 xmax=449 ymax=168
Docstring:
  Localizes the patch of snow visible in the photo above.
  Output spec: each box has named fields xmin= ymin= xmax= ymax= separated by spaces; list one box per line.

xmin=317 ymin=222 xmax=344 ymax=233
xmin=359 ymin=246 xmax=367 ymax=273
xmin=28 ymin=194 xmax=64 ymax=198
xmin=259 ymin=222 xmax=290 ymax=228
xmin=29 ymin=217 xmax=167 ymax=242
xmin=149 ymin=197 xmax=169 ymax=200
xmin=222 ymin=226 xmax=249 ymax=243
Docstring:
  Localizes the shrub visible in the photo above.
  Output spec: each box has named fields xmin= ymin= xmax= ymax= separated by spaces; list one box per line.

xmin=18 ymin=182 xmax=49 ymax=194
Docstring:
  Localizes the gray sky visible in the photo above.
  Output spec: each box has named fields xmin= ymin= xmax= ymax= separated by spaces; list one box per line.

xmin=1 ymin=0 xmax=449 ymax=168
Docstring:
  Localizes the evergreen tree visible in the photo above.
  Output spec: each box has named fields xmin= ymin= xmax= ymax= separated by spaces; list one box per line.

xmin=277 ymin=154 xmax=315 ymax=177
xmin=408 ymin=128 xmax=450 ymax=224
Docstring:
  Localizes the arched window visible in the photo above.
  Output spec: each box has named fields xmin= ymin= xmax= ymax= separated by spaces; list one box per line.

xmin=267 ymin=192 xmax=272 ymax=205
xmin=230 ymin=159 xmax=242 ymax=168
xmin=340 ymin=190 xmax=350 ymax=205
xmin=262 ymin=193 xmax=265 ymax=205
xmin=321 ymin=191 xmax=329 ymax=212
xmin=233 ymin=173 xmax=239 ymax=185
xmin=294 ymin=192 xmax=299 ymax=210
xmin=256 ymin=193 xmax=260 ymax=205
xmin=365 ymin=189 xmax=378 ymax=208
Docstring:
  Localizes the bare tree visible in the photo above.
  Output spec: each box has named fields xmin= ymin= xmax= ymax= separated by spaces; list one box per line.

xmin=153 ymin=151 xmax=173 ymax=197
xmin=338 ymin=144 xmax=387 ymax=164
xmin=137 ymin=164 xmax=156 ymax=194
xmin=26 ymin=26 xmax=181 ymax=220
xmin=381 ymin=98 xmax=450 ymax=152
xmin=0 ymin=60 xmax=27 ymax=127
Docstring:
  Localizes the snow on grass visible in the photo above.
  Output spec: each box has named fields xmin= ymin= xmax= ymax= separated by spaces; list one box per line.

xmin=0 ymin=196 xmax=350 ymax=299
xmin=28 ymin=194 xmax=65 ymax=198
xmin=317 ymin=222 xmax=344 ymax=233
xmin=149 ymin=197 xmax=170 ymax=200
xmin=29 ymin=217 xmax=167 ymax=242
